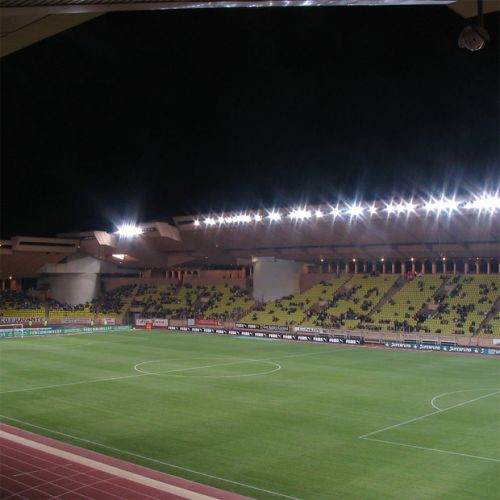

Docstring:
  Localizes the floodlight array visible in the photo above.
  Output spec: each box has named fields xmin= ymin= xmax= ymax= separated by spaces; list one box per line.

xmin=194 ymin=193 xmax=499 ymax=228
xmin=116 ymin=224 xmax=143 ymax=237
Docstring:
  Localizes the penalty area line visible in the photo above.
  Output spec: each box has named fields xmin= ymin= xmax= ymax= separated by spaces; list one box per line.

xmin=0 ymin=415 xmax=301 ymax=500
xmin=360 ymin=437 xmax=500 ymax=463
xmin=359 ymin=389 xmax=500 ymax=439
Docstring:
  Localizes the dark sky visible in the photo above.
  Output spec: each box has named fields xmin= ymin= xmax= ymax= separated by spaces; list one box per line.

xmin=1 ymin=5 xmax=499 ymax=237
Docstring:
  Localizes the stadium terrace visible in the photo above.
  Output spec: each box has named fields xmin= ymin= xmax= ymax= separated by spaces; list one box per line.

xmin=0 ymin=191 xmax=498 ymax=340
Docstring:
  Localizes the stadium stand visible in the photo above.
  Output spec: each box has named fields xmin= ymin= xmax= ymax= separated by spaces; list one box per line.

xmin=240 ymin=277 xmax=351 ymax=326
xmin=367 ymin=274 xmax=447 ymax=332
xmin=48 ymin=284 xmax=136 ymax=320
xmin=0 ymin=290 xmax=45 ymax=319
xmin=135 ymin=283 xmax=253 ymax=321
xmin=315 ymin=274 xmax=399 ymax=329
xmin=199 ymin=285 xmax=254 ymax=321
xmin=420 ymin=275 xmax=500 ymax=335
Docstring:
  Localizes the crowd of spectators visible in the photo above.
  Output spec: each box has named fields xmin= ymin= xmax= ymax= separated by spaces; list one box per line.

xmin=0 ymin=290 xmax=44 ymax=311
xmin=48 ymin=284 xmax=135 ymax=314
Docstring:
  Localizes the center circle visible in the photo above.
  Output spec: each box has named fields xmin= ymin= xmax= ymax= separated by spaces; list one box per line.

xmin=134 ymin=357 xmax=281 ymax=378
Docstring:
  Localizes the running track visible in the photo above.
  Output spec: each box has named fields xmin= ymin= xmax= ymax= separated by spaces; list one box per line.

xmin=0 ymin=424 xmax=251 ymax=499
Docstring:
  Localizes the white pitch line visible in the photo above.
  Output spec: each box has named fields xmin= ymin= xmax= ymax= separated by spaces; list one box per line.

xmin=430 ymin=387 xmax=500 ymax=411
xmin=1 ymin=344 xmax=355 ymax=395
xmin=359 ymin=390 xmax=500 ymax=439
xmin=361 ymin=437 xmax=500 ymax=463
xmin=0 ymin=415 xmax=301 ymax=500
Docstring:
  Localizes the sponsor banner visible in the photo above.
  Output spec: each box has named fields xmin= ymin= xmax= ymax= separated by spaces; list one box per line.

xmin=294 ymin=326 xmax=323 ymax=334
xmin=235 ymin=323 xmax=260 ymax=329
xmin=228 ymin=330 xmax=238 ymax=335
xmin=297 ymin=335 xmax=311 ymax=341
xmin=313 ymin=336 xmax=327 ymax=342
xmin=329 ymin=337 xmax=345 ymax=343
xmin=261 ymin=324 xmax=289 ymax=332
xmin=60 ymin=318 xmax=92 ymax=325
xmin=283 ymin=334 xmax=296 ymax=340
xmin=195 ymin=319 xmax=221 ymax=326
xmin=255 ymin=332 xmax=266 ymax=337
xmin=0 ymin=317 xmax=44 ymax=324
xmin=241 ymin=331 xmax=252 ymax=336
xmin=135 ymin=318 xmax=168 ymax=327
xmin=187 ymin=318 xmax=195 ymax=326
xmin=0 ymin=325 xmax=131 ymax=338
xmin=493 ymin=339 xmax=500 ymax=345
xmin=268 ymin=333 xmax=281 ymax=339
xmin=346 ymin=338 xmax=363 ymax=345
xmin=384 ymin=342 xmax=499 ymax=355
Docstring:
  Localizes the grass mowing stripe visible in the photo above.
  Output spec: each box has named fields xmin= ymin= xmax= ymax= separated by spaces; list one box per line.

xmin=0 ymin=415 xmax=301 ymax=500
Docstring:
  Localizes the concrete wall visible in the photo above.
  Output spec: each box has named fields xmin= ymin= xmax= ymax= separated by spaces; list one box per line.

xmin=252 ymin=257 xmax=302 ymax=302
xmin=103 ymin=277 xmax=180 ymax=291
xmin=39 ymin=273 xmax=99 ymax=305
xmin=183 ymin=274 xmax=248 ymax=289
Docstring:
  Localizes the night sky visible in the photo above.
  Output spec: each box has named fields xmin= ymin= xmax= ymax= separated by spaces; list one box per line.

xmin=1 ymin=5 xmax=499 ymax=238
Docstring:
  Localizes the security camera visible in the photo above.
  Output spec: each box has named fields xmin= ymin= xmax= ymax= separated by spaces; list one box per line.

xmin=458 ymin=24 xmax=490 ymax=51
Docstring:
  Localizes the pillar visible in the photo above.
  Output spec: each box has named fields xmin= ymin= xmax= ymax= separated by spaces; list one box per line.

xmin=382 ymin=262 xmax=387 ymax=274
xmin=487 ymin=261 xmax=491 ymax=275
xmin=421 ymin=262 xmax=425 ymax=274
xmin=411 ymin=261 xmax=416 ymax=274
xmin=464 ymin=261 xmax=469 ymax=274
xmin=345 ymin=262 xmax=349 ymax=274
xmin=476 ymin=261 xmax=480 ymax=274
xmin=432 ymin=261 xmax=437 ymax=274
xmin=336 ymin=263 xmax=340 ymax=276
xmin=354 ymin=261 xmax=359 ymax=274
xmin=252 ymin=256 xmax=302 ymax=301
xmin=392 ymin=262 xmax=396 ymax=274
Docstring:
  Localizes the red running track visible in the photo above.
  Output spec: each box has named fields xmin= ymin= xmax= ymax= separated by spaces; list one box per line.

xmin=0 ymin=423 xmax=251 ymax=500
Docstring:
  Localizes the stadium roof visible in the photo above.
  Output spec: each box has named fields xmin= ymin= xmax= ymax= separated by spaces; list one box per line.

xmin=1 ymin=0 xmax=499 ymax=57
xmin=1 ymin=194 xmax=499 ymax=278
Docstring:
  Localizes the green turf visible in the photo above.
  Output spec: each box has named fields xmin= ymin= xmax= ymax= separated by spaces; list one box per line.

xmin=0 ymin=330 xmax=499 ymax=499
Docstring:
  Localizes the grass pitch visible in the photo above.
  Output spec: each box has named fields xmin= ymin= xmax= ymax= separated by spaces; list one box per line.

xmin=0 ymin=330 xmax=499 ymax=499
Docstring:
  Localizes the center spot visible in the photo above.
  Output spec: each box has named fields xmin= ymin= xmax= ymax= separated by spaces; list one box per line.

xmin=134 ymin=358 xmax=281 ymax=378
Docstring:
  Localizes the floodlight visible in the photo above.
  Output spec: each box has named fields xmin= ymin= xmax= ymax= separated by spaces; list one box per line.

xmin=204 ymin=218 xmax=216 ymax=226
xmin=116 ymin=224 xmax=143 ymax=237
xmin=347 ymin=204 xmax=363 ymax=218
xmin=267 ymin=211 xmax=281 ymax=221
xmin=289 ymin=208 xmax=311 ymax=220
xmin=330 ymin=206 xmax=342 ymax=218
xmin=193 ymin=219 xmax=200 ymax=227
xmin=254 ymin=214 xmax=263 ymax=222
xmin=465 ymin=194 xmax=500 ymax=212
xmin=315 ymin=209 xmax=324 ymax=218
xmin=112 ymin=254 xmax=126 ymax=260
xmin=395 ymin=202 xmax=406 ymax=214
xmin=217 ymin=216 xmax=225 ymax=224
xmin=404 ymin=201 xmax=418 ymax=214
xmin=424 ymin=196 xmax=458 ymax=214
xmin=385 ymin=203 xmax=396 ymax=215
xmin=368 ymin=205 xmax=377 ymax=216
